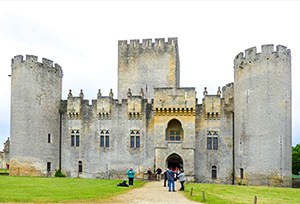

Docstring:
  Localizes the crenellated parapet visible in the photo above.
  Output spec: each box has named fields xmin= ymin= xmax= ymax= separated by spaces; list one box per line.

xmin=97 ymin=97 xmax=113 ymax=120
xmin=202 ymin=87 xmax=222 ymax=120
xmin=118 ymin=37 xmax=178 ymax=60
xmin=11 ymin=55 xmax=62 ymax=76
xmin=233 ymin=44 xmax=292 ymax=184
xmin=127 ymin=93 xmax=143 ymax=120
xmin=3 ymin=137 xmax=10 ymax=153
xmin=222 ymin=83 xmax=234 ymax=112
xmin=96 ymin=89 xmax=115 ymax=120
xmin=153 ymin=87 xmax=196 ymax=116
xmin=67 ymin=89 xmax=84 ymax=119
xmin=234 ymin=45 xmax=291 ymax=70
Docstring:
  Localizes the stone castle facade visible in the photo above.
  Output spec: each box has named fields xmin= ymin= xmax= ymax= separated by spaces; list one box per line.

xmin=8 ymin=38 xmax=292 ymax=186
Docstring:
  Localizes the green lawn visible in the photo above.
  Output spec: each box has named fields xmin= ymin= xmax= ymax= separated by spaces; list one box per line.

xmin=185 ymin=183 xmax=300 ymax=204
xmin=0 ymin=168 xmax=9 ymax=173
xmin=292 ymin=174 xmax=300 ymax=179
xmin=0 ymin=176 xmax=144 ymax=203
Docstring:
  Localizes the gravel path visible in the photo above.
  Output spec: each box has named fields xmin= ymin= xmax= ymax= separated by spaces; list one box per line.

xmin=102 ymin=180 xmax=200 ymax=204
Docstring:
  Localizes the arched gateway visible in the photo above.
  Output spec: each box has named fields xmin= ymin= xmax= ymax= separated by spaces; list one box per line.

xmin=166 ymin=153 xmax=183 ymax=169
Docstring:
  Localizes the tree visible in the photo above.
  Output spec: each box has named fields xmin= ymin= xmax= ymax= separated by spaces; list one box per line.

xmin=292 ymin=144 xmax=300 ymax=175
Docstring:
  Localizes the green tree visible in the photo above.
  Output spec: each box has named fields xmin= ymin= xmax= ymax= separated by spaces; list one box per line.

xmin=292 ymin=144 xmax=300 ymax=174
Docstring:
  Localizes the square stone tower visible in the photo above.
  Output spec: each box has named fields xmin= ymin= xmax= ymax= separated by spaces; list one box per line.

xmin=118 ymin=38 xmax=180 ymax=99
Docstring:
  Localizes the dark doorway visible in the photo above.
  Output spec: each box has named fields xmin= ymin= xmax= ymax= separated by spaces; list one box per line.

xmin=166 ymin=153 xmax=183 ymax=169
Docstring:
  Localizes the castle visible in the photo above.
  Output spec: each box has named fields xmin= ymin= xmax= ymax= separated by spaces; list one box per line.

xmin=7 ymin=38 xmax=292 ymax=186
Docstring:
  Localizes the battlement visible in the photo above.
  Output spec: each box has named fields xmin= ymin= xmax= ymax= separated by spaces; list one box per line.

xmin=11 ymin=55 xmax=62 ymax=73
xmin=222 ymin=83 xmax=234 ymax=112
xmin=118 ymin=37 xmax=178 ymax=54
xmin=234 ymin=45 xmax=291 ymax=69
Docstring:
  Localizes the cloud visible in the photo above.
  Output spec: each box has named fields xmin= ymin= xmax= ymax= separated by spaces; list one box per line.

xmin=0 ymin=11 xmax=83 ymax=57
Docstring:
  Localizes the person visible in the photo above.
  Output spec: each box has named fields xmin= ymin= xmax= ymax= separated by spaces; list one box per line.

xmin=155 ymin=167 xmax=162 ymax=181
xmin=174 ymin=167 xmax=179 ymax=181
xmin=166 ymin=168 xmax=176 ymax=192
xmin=163 ymin=169 xmax=168 ymax=187
xmin=147 ymin=167 xmax=153 ymax=181
xmin=126 ymin=167 xmax=135 ymax=185
xmin=117 ymin=180 xmax=129 ymax=187
xmin=177 ymin=169 xmax=186 ymax=191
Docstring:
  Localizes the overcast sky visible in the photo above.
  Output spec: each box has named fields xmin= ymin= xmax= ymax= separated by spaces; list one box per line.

xmin=0 ymin=0 xmax=299 ymax=149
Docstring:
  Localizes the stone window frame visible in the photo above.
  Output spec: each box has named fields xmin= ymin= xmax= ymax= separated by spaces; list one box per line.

xmin=47 ymin=162 xmax=51 ymax=172
xmin=240 ymin=168 xmax=244 ymax=179
xmin=47 ymin=133 xmax=51 ymax=143
xmin=78 ymin=161 xmax=83 ymax=174
xmin=71 ymin=129 xmax=80 ymax=147
xmin=130 ymin=130 xmax=141 ymax=148
xmin=212 ymin=165 xmax=217 ymax=180
xmin=165 ymin=119 xmax=184 ymax=142
xmin=100 ymin=130 xmax=110 ymax=148
xmin=207 ymin=131 xmax=218 ymax=150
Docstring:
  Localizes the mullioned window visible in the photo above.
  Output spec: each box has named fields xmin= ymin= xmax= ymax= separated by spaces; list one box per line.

xmin=71 ymin=129 xmax=80 ymax=147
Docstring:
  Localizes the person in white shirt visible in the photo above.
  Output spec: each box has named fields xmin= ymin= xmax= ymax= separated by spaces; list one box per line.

xmin=177 ymin=169 xmax=186 ymax=191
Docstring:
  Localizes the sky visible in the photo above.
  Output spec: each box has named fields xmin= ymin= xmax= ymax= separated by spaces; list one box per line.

xmin=0 ymin=0 xmax=299 ymax=149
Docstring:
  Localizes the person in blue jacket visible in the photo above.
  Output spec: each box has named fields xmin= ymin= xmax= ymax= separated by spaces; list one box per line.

xmin=126 ymin=167 xmax=136 ymax=185
xmin=166 ymin=168 xmax=176 ymax=192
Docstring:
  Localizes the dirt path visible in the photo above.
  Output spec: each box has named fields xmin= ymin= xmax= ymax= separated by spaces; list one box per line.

xmin=102 ymin=180 xmax=200 ymax=203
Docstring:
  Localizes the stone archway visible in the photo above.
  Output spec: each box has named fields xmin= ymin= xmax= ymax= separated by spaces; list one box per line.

xmin=165 ymin=119 xmax=183 ymax=141
xmin=166 ymin=153 xmax=183 ymax=169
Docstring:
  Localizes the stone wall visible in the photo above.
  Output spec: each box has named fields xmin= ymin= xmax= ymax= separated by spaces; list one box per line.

xmin=153 ymin=87 xmax=196 ymax=181
xmin=61 ymin=91 xmax=154 ymax=178
xmin=195 ymin=89 xmax=233 ymax=184
xmin=118 ymin=38 xmax=180 ymax=100
xmin=234 ymin=45 xmax=292 ymax=186
xmin=8 ymin=41 xmax=292 ymax=186
xmin=10 ymin=55 xmax=62 ymax=176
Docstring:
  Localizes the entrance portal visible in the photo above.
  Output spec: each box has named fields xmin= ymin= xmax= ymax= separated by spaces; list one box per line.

xmin=166 ymin=153 xmax=183 ymax=169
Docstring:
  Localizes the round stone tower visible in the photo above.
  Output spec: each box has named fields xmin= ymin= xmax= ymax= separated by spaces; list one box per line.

xmin=10 ymin=55 xmax=63 ymax=176
xmin=234 ymin=45 xmax=291 ymax=186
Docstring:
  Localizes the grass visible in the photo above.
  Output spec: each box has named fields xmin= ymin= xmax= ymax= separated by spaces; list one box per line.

xmin=0 ymin=168 xmax=9 ymax=173
xmin=2 ymin=176 xmax=299 ymax=203
xmin=0 ymin=176 xmax=145 ymax=203
xmin=184 ymin=183 xmax=300 ymax=204
xmin=292 ymin=174 xmax=300 ymax=179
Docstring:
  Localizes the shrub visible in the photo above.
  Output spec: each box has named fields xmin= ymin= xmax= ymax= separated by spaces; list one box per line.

xmin=54 ymin=169 xmax=66 ymax=177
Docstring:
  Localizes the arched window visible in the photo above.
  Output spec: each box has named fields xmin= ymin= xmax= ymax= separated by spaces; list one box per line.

xmin=130 ymin=130 xmax=140 ymax=148
xmin=71 ymin=129 xmax=80 ymax=147
xmin=166 ymin=119 xmax=183 ymax=141
xmin=100 ymin=130 xmax=110 ymax=147
xmin=207 ymin=131 xmax=218 ymax=150
xmin=212 ymin=165 xmax=217 ymax=180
